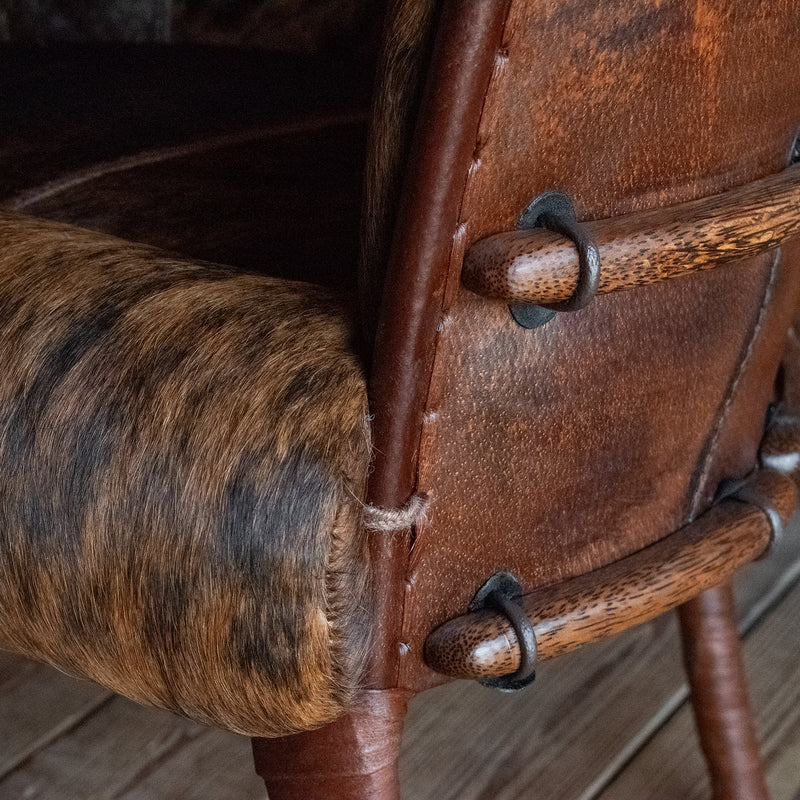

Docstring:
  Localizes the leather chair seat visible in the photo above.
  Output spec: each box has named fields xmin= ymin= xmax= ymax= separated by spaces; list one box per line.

xmin=0 ymin=44 xmax=370 ymax=289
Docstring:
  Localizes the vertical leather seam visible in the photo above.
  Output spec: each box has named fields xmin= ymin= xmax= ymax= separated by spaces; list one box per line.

xmin=406 ymin=17 xmax=512 ymax=548
xmin=409 ymin=4 xmax=513 ymax=506
xmin=398 ymin=1 xmax=513 ymax=684
xmin=688 ymin=248 xmax=781 ymax=520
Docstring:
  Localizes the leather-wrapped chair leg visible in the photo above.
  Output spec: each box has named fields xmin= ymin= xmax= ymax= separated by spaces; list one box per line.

xmin=252 ymin=689 xmax=411 ymax=800
xmin=680 ymin=584 xmax=769 ymax=800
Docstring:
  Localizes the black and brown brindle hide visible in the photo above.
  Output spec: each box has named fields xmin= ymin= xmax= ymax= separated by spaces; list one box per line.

xmin=0 ymin=211 xmax=372 ymax=737
xmin=359 ymin=0 xmax=438 ymax=340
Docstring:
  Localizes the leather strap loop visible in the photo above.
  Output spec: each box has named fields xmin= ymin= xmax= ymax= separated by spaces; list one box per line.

xmin=467 ymin=572 xmax=538 ymax=690
xmin=483 ymin=590 xmax=538 ymax=690
xmin=729 ymin=482 xmax=785 ymax=548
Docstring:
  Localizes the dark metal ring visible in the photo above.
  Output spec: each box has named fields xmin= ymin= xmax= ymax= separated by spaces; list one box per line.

xmin=733 ymin=483 xmax=785 ymax=547
xmin=469 ymin=572 xmax=537 ymax=692
xmin=511 ymin=191 xmax=601 ymax=323
xmin=538 ymin=214 xmax=601 ymax=312
xmin=716 ymin=477 xmax=785 ymax=551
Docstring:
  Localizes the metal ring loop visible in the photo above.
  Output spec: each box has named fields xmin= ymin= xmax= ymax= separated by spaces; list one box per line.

xmin=469 ymin=572 xmax=537 ymax=692
xmin=716 ymin=476 xmax=785 ymax=552
xmin=733 ymin=483 xmax=785 ymax=547
xmin=518 ymin=190 xmax=601 ymax=312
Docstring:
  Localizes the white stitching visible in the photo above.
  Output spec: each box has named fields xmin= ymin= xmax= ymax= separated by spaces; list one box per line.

xmin=363 ymin=493 xmax=429 ymax=532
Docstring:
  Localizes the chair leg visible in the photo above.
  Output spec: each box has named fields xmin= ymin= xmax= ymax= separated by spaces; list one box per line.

xmin=251 ymin=689 xmax=410 ymax=800
xmin=678 ymin=582 xmax=769 ymax=800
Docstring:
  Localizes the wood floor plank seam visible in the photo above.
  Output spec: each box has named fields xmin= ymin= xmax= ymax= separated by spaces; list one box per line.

xmin=581 ymin=547 xmax=800 ymax=800
xmin=109 ymin=725 xmax=209 ymax=799
xmin=599 ymin=563 xmax=800 ymax=798
xmin=577 ymin=685 xmax=688 ymax=800
xmin=0 ymin=691 xmax=113 ymax=781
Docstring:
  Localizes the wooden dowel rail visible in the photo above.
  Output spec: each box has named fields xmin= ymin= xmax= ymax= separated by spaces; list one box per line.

xmin=424 ymin=469 xmax=797 ymax=683
xmin=461 ymin=163 xmax=800 ymax=307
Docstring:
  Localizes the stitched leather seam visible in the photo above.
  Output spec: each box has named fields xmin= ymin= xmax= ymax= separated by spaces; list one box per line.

xmin=398 ymin=1 xmax=513 ymax=683
xmin=688 ymin=247 xmax=781 ymax=521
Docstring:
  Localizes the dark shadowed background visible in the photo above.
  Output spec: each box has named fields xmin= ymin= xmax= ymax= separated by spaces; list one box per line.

xmin=0 ymin=0 xmax=372 ymax=52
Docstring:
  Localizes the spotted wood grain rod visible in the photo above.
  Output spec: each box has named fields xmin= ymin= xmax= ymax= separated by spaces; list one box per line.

xmin=461 ymin=163 xmax=800 ymax=306
xmin=424 ymin=469 xmax=797 ymax=683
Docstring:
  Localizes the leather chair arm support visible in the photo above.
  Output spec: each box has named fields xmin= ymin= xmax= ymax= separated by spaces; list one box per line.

xmin=424 ymin=469 xmax=797 ymax=683
xmin=462 ymin=162 xmax=800 ymax=307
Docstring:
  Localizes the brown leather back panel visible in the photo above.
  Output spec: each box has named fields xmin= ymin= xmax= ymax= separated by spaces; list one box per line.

xmin=398 ymin=0 xmax=800 ymax=690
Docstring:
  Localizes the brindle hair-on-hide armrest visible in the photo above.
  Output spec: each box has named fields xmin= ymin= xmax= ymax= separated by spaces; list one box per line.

xmin=0 ymin=211 xmax=372 ymax=737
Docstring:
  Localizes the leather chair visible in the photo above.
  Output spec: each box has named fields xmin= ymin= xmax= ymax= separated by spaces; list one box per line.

xmin=2 ymin=2 xmax=800 ymax=799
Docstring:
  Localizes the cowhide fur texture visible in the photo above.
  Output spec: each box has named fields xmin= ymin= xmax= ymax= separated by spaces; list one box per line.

xmin=0 ymin=211 xmax=372 ymax=737
xmin=359 ymin=0 xmax=437 ymax=340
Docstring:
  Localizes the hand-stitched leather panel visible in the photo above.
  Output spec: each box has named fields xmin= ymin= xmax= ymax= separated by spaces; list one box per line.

xmin=0 ymin=212 xmax=372 ymax=737
xmin=399 ymin=0 xmax=800 ymax=690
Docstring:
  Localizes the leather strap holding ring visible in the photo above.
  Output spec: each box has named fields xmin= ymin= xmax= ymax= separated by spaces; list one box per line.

xmin=518 ymin=190 xmax=601 ymax=312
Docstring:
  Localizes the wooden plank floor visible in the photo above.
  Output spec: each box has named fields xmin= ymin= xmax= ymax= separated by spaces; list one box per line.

xmin=1 ymin=522 xmax=799 ymax=799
